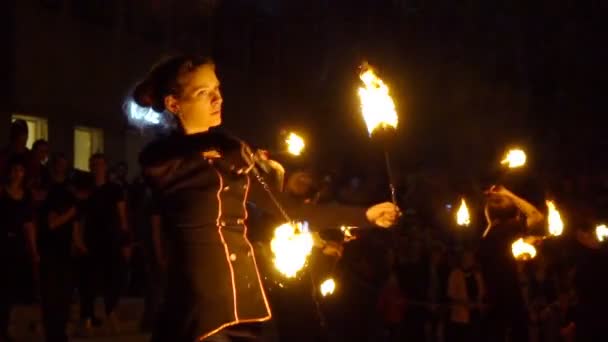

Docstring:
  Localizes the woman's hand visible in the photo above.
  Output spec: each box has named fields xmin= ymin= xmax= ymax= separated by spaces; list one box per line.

xmin=366 ymin=202 xmax=401 ymax=228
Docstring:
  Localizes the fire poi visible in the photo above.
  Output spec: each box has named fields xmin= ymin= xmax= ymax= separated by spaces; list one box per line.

xmin=270 ymin=222 xmax=314 ymax=278
xmin=596 ymin=224 xmax=608 ymax=242
xmin=501 ymin=148 xmax=527 ymax=169
xmin=546 ymin=200 xmax=564 ymax=237
xmin=357 ymin=62 xmax=399 ymax=204
xmin=320 ymin=278 xmax=336 ymax=297
xmin=511 ymin=238 xmax=537 ymax=260
xmin=285 ymin=132 xmax=305 ymax=156
xmin=456 ymin=198 xmax=471 ymax=227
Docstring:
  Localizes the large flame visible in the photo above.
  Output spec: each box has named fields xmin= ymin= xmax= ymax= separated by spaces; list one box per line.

xmin=501 ymin=149 xmax=527 ymax=168
xmin=546 ymin=200 xmax=564 ymax=236
xmin=512 ymin=238 xmax=537 ymax=260
xmin=596 ymin=224 xmax=608 ymax=242
xmin=320 ymin=278 xmax=336 ymax=297
xmin=357 ymin=64 xmax=398 ymax=135
xmin=270 ymin=222 xmax=314 ymax=278
xmin=456 ymin=198 xmax=471 ymax=226
xmin=285 ymin=132 xmax=305 ymax=156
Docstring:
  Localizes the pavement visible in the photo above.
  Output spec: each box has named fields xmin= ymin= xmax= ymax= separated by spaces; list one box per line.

xmin=9 ymin=297 xmax=150 ymax=342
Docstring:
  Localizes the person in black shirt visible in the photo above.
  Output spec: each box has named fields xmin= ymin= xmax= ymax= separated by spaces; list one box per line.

xmin=0 ymin=156 xmax=37 ymax=341
xmin=38 ymin=154 xmax=81 ymax=342
xmin=78 ymin=153 xmax=131 ymax=334
xmin=570 ymin=217 xmax=608 ymax=342
xmin=478 ymin=185 xmax=544 ymax=342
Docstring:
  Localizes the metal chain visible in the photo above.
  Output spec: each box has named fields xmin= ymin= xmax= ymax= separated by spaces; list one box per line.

xmin=250 ymin=166 xmax=292 ymax=223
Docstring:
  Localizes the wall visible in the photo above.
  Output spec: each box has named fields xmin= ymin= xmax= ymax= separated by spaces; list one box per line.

xmin=2 ymin=0 xmax=167 ymax=176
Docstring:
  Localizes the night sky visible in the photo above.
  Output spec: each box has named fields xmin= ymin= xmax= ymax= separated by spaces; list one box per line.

xmin=195 ymin=0 xmax=606 ymax=178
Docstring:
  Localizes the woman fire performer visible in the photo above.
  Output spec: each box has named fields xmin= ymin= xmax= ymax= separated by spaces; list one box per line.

xmin=479 ymin=185 xmax=544 ymax=342
xmin=133 ymin=55 xmax=400 ymax=342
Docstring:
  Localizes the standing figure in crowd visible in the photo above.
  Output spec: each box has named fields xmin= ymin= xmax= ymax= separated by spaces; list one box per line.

xmin=0 ymin=120 xmax=30 ymax=180
xmin=479 ymin=185 xmax=544 ymax=342
xmin=134 ymin=54 xmax=400 ymax=341
xmin=78 ymin=153 xmax=131 ymax=334
xmin=446 ymin=249 xmax=485 ymax=342
xmin=0 ymin=156 xmax=37 ymax=342
xmin=38 ymin=154 xmax=80 ymax=342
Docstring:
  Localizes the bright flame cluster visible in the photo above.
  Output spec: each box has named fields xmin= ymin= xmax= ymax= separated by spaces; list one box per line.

xmin=501 ymin=149 xmax=527 ymax=168
xmin=596 ymin=224 xmax=608 ymax=242
xmin=285 ymin=132 xmax=305 ymax=156
xmin=358 ymin=65 xmax=398 ymax=135
xmin=546 ymin=200 xmax=564 ymax=236
xmin=270 ymin=222 xmax=314 ymax=278
xmin=456 ymin=198 xmax=470 ymax=226
xmin=511 ymin=238 xmax=537 ymax=260
xmin=320 ymin=278 xmax=336 ymax=297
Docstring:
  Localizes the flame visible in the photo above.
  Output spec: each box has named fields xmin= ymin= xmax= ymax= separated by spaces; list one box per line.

xmin=357 ymin=63 xmax=398 ymax=135
xmin=596 ymin=224 xmax=608 ymax=242
xmin=511 ymin=238 xmax=537 ymax=260
xmin=456 ymin=198 xmax=471 ymax=226
xmin=546 ymin=200 xmax=564 ymax=236
xmin=320 ymin=278 xmax=336 ymax=297
xmin=501 ymin=149 xmax=527 ymax=168
xmin=285 ymin=132 xmax=305 ymax=156
xmin=270 ymin=222 xmax=314 ymax=278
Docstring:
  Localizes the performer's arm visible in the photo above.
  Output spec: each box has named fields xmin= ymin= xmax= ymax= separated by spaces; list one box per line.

xmin=247 ymin=169 xmax=398 ymax=230
xmin=487 ymin=185 xmax=544 ymax=229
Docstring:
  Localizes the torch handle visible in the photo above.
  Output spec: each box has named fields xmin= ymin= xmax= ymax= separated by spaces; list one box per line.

xmin=384 ymin=150 xmax=398 ymax=205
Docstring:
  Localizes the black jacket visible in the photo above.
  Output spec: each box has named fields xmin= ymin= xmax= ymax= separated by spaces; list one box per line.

xmin=140 ymin=130 xmax=368 ymax=341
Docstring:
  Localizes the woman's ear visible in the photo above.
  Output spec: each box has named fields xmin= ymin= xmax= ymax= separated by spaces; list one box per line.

xmin=164 ymin=95 xmax=180 ymax=115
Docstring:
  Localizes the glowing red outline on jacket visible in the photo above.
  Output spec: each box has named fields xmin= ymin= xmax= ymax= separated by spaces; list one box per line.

xmin=199 ymin=167 xmax=271 ymax=341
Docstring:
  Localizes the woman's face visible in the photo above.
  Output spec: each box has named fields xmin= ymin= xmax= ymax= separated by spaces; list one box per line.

xmin=9 ymin=164 xmax=25 ymax=185
xmin=166 ymin=64 xmax=223 ymax=134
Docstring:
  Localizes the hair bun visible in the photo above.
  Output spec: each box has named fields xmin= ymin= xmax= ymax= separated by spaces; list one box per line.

xmin=133 ymin=79 xmax=157 ymax=109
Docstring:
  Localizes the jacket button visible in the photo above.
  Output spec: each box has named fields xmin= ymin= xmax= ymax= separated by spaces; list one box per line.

xmin=223 ymin=186 xmax=230 ymax=192
xmin=237 ymin=219 xmax=244 ymax=224
xmin=230 ymin=253 xmax=237 ymax=261
xmin=220 ymin=221 xmax=226 ymax=227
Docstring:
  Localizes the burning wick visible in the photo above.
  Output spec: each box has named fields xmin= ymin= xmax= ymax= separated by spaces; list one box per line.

xmin=596 ymin=224 xmax=608 ymax=242
xmin=285 ymin=132 xmax=305 ymax=156
xmin=456 ymin=198 xmax=470 ymax=226
xmin=320 ymin=278 xmax=336 ymax=297
xmin=357 ymin=62 xmax=399 ymax=204
xmin=358 ymin=62 xmax=398 ymax=135
xmin=270 ymin=222 xmax=314 ymax=278
xmin=511 ymin=238 xmax=537 ymax=260
xmin=501 ymin=149 xmax=527 ymax=169
xmin=546 ymin=200 xmax=564 ymax=237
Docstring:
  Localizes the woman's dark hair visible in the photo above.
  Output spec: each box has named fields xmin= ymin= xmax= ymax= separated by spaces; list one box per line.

xmin=32 ymin=139 xmax=48 ymax=151
xmin=10 ymin=119 xmax=28 ymax=139
xmin=132 ymin=55 xmax=215 ymax=113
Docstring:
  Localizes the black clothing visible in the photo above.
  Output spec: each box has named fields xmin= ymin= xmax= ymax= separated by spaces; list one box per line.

xmin=141 ymin=131 xmax=367 ymax=342
xmin=38 ymin=182 xmax=78 ymax=342
xmin=0 ymin=189 xmax=34 ymax=336
xmin=478 ymin=221 xmax=528 ymax=342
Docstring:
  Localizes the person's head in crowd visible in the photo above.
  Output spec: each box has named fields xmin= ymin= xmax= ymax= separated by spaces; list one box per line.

xmin=71 ymin=171 xmax=92 ymax=200
xmin=9 ymin=119 xmax=28 ymax=152
xmin=89 ymin=153 xmax=107 ymax=181
xmin=285 ymin=170 xmax=316 ymax=199
xmin=132 ymin=55 xmax=221 ymax=135
xmin=32 ymin=139 xmax=49 ymax=165
xmin=5 ymin=155 xmax=27 ymax=187
xmin=50 ymin=153 xmax=69 ymax=183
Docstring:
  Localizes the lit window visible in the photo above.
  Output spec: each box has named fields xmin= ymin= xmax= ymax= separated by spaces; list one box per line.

xmin=11 ymin=114 xmax=49 ymax=149
xmin=74 ymin=126 xmax=103 ymax=171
